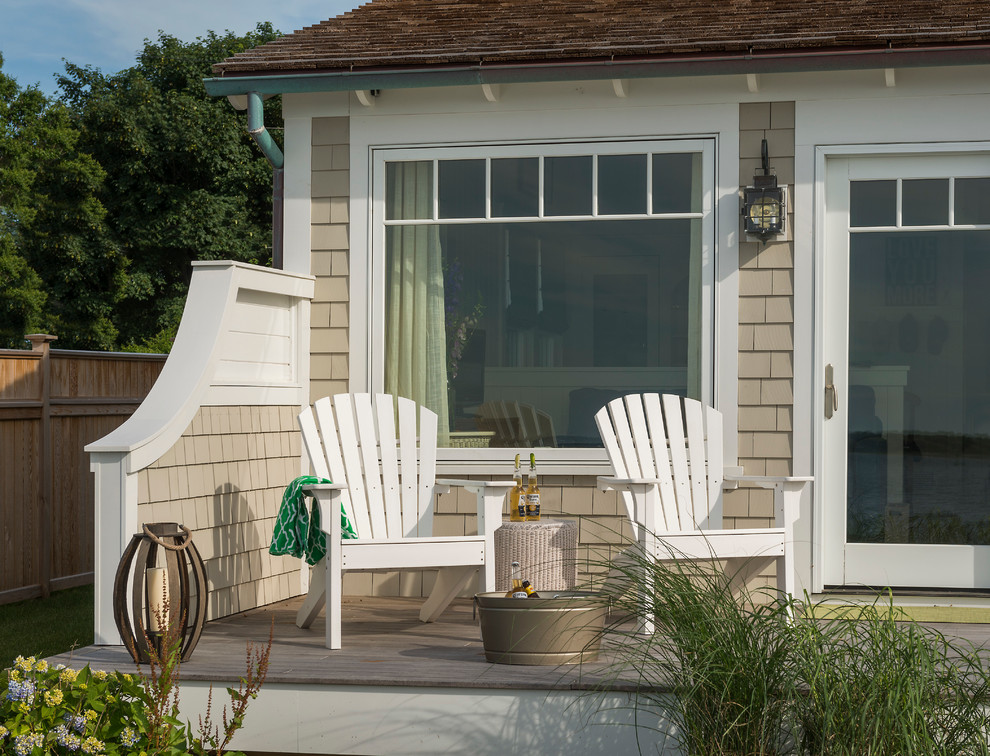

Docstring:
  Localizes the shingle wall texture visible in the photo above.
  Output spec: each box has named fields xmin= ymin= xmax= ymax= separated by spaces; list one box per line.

xmin=136 ymin=405 xmax=301 ymax=619
xmin=720 ymin=102 xmax=796 ymax=588
xmin=310 ymin=117 xmax=351 ymax=403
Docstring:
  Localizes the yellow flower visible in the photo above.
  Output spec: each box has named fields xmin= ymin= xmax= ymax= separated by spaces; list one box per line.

xmin=85 ymin=709 xmax=99 ymax=722
xmin=17 ymin=702 xmax=30 ymax=715
xmin=60 ymin=668 xmax=78 ymax=684
xmin=122 ymin=674 xmax=133 ymax=683
xmin=78 ymin=683 xmax=88 ymax=690
xmin=13 ymin=656 xmax=34 ymax=672
xmin=44 ymin=689 xmax=64 ymax=706
xmin=8 ymin=669 xmax=22 ymax=682
xmin=91 ymin=670 xmax=107 ymax=681
xmin=34 ymin=660 xmax=48 ymax=673
xmin=81 ymin=735 xmax=105 ymax=754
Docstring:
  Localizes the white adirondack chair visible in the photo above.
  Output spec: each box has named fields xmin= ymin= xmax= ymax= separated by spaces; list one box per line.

xmin=595 ymin=393 xmax=811 ymax=632
xmin=295 ymin=393 xmax=515 ymax=649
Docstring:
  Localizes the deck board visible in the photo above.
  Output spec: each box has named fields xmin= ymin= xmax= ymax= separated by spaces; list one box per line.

xmin=49 ymin=596 xmax=630 ymax=690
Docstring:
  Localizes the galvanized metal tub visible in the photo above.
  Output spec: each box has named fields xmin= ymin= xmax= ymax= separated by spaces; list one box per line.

xmin=475 ymin=591 xmax=608 ymax=665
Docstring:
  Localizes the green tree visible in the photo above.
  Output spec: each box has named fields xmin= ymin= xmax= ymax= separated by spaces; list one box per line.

xmin=0 ymin=56 xmax=46 ymax=346
xmin=57 ymin=23 xmax=282 ymax=350
xmin=0 ymin=234 xmax=46 ymax=346
xmin=0 ymin=53 xmax=118 ymax=349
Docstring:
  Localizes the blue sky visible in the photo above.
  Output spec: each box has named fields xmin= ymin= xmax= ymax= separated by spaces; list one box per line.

xmin=0 ymin=0 xmax=362 ymax=98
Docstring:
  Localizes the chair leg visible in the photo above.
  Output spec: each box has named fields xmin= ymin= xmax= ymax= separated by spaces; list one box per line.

xmin=295 ymin=559 xmax=327 ymax=629
xmin=598 ymin=547 xmax=655 ymax=635
xmin=638 ymin=564 xmax=655 ymax=636
xmin=326 ymin=552 xmax=343 ymax=650
xmin=419 ymin=566 xmax=476 ymax=622
xmin=598 ymin=547 xmax=637 ymax=596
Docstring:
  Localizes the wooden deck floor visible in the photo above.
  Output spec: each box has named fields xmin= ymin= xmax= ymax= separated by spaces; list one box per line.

xmin=50 ymin=596 xmax=627 ymax=690
xmin=50 ymin=595 xmax=990 ymax=691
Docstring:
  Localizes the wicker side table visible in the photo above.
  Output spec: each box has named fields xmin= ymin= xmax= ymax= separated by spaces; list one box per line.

xmin=494 ymin=519 xmax=578 ymax=593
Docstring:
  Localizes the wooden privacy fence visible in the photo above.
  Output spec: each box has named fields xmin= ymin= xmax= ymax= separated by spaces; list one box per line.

xmin=0 ymin=335 xmax=166 ymax=605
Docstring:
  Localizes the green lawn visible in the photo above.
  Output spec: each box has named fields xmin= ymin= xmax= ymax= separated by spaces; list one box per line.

xmin=0 ymin=584 xmax=94 ymax=671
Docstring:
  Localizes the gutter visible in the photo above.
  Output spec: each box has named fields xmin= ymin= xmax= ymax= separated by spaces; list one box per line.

xmin=244 ymin=91 xmax=284 ymax=269
xmin=204 ymin=43 xmax=990 ymax=97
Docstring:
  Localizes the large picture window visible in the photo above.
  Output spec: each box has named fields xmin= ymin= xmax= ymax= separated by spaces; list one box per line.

xmin=374 ymin=140 xmax=714 ymax=450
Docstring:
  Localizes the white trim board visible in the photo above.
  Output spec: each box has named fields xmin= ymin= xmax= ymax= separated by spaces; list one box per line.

xmin=178 ymin=682 xmax=678 ymax=756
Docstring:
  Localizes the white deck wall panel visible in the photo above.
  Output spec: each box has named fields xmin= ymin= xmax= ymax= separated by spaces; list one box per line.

xmin=87 ymin=262 xmax=315 ymax=644
xmin=178 ymin=682 xmax=680 ymax=756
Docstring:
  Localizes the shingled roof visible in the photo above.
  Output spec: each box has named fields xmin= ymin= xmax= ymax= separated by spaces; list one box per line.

xmin=212 ymin=0 xmax=990 ymax=79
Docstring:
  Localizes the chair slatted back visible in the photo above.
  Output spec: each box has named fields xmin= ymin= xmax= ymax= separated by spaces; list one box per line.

xmin=595 ymin=394 xmax=724 ymax=533
xmin=299 ymin=393 xmax=438 ymax=539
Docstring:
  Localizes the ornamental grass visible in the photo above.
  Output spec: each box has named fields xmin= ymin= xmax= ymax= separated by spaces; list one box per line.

xmin=590 ymin=540 xmax=990 ymax=755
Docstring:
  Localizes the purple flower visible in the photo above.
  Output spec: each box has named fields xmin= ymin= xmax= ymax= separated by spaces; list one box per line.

xmin=13 ymin=733 xmax=43 ymax=756
xmin=55 ymin=724 xmax=82 ymax=751
xmin=4 ymin=679 xmax=35 ymax=703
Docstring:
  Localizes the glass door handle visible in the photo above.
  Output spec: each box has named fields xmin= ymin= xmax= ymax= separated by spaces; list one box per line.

xmin=824 ymin=363 xmax=839 ymax=419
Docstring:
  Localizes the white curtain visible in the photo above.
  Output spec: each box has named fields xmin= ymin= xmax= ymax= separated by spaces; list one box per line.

xmin=384 ymin=162 xmax=450 ymax=444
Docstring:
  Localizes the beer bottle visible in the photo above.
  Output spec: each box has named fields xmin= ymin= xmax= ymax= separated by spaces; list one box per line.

xmin=525 ymin=453 xmax=541 ymax=521
xmin=522 ymin=580 xmax=540 ymax=598
xmin=505 ymin=561 xmax=527 ymax=598
xmin=509 ymin=454 xmax=524 ymax=522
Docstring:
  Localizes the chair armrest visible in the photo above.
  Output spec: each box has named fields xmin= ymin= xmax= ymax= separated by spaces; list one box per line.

xmin=723 ymin=474 xmax=813 ymax=531
xmin=597 ymin=475 xmax=662 ymax=492
xmin=724 ymin=473 xmax=812 ymax=490
xmin=302 ymin=483 xmax=348 ymax=541
xmin=302 ymin=483 xmax=348 ymax=495
xmin=435 ymin=479 xmax=515 ymax=535
xmin=435 ymin=479 xmax=516 ymax=493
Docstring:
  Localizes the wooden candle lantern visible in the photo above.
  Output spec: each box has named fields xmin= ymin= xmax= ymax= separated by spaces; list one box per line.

xmin=113 ymin=522 xmax=207 ymax=663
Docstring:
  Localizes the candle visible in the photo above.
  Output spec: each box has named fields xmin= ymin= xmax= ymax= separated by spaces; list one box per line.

xmin=147 ymin=567 xmax=169 ymax=633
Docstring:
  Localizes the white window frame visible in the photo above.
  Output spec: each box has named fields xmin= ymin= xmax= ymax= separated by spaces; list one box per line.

xmin=363 ymin=137 xmax=718 ymax=474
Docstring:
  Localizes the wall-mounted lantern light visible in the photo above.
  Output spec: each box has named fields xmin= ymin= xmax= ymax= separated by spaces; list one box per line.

xmin=742 ymin=139 xmax=785 ymax=241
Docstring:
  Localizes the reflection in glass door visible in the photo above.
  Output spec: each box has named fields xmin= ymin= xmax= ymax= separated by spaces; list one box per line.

xmin=824 ymin=155 xmax=990 ymax=589
xmin=848 ymin=229 xmax=990 ymax=547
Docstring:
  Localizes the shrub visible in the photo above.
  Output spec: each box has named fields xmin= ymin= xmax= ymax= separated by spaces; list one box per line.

xmin=1 ymin=618 xmax=271 ymax=755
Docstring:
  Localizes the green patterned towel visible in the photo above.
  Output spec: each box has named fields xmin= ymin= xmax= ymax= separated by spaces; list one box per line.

xmin=270 ymin=475 xmax=358 ymax=565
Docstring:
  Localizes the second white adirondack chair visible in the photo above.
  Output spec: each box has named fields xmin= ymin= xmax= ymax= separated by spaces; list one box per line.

xmin=295 ymin=393 xmax=515 ymax=649
xmin=596 ymin=393 xmax=811 ymax=632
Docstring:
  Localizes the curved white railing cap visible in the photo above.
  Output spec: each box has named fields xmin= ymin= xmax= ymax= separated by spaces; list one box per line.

xmin=86 ymin=261 xmax=315 ymax=473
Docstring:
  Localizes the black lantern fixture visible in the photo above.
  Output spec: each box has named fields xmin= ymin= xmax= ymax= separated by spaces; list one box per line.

xmin=742 ymin=138 xmax=785 ymax=241
xmin=113 ymin=522 xmax=208 ymax=663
